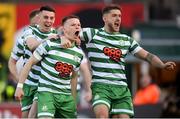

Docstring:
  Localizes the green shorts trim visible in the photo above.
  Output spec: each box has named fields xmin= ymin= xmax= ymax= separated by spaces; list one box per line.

xmin=111 ymin=109 xmax=134 ymax=115
xmin=33 ymin=92 xmax=38 ymax=101
xmin=38 ymin=112 xmax=54 ymax=117
xmin=93 ymin=99 xmax=110 ymax=109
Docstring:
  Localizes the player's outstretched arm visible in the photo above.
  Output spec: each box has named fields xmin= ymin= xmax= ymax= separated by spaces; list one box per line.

xmin=134 ymin=48 xmax=176 ymax=70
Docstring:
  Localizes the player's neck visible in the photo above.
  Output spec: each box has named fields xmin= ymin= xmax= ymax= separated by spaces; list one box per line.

xmin=104 ymin=25 xmax=114 ymax=34
xmin=104 ymin=25 xmax=119 ymax=34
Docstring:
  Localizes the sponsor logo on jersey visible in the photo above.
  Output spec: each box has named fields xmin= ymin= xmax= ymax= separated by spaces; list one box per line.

xmin=54 ymin=61 xmax=73 ymax=78
xmin=103 ymin=47 xmax=122 ymax=62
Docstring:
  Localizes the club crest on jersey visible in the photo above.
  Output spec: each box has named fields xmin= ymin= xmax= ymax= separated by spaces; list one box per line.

xmin=119 ymin=40 xmax=125 ymax=46
xmin=73 ymin=55 xmax=80 ymax=62
xmin=103 ymin=47 xmax=122 ymax=62
xmin=54 ymin=62 xmax=73 ymax=78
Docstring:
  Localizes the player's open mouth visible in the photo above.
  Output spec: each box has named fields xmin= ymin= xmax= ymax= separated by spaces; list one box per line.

xmin=75 ymin=31 xmax=80 ymax=36
xmin=44 ymin=22 xmax=52 ymax=27
xmin=114 ymin=22 xmax=119 ymax=27
xmin=45 ymin=23 xmax=52 ymax=27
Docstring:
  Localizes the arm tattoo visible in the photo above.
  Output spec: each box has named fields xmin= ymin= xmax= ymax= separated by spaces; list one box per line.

xmin=145 ymin=53 xmax=155 ymax=63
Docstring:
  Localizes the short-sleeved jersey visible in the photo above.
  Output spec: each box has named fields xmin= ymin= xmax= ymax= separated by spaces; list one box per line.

xmin=23 ymin=25 xmax=57 ymax=86
xmin=80 ymin=28 xmax=142 ymax=86
xmin=10 ymin=26 xmax=30 ymax=61
xmin=33 ymin=38 xmax=85 ymax=95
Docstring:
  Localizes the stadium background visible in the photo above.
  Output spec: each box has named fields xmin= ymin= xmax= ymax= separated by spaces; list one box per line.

xmin=0 ymin=0 xmax=180 ymax=118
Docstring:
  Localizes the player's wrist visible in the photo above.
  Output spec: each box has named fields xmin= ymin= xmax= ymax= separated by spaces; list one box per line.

xmin=85 ymin=87 xmax=91 ymax=92
xmin=17 ymin=83 xmax=23 ymax=88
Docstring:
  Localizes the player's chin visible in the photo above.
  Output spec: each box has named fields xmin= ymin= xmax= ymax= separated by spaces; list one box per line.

xmin=73 ymin=36 xmax=79 ymax=41
xmin=113 ymin=28 xmax=119 ymax=32
xmin=113 ymin=26 xmax=119 ymax=32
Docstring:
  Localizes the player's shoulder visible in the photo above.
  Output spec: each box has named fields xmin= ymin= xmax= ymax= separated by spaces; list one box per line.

xmin=82 ymin=27 xmax=98 ymax=31
xmin=82 ymin=27 xmax=100 ymax=36
xmin=45 ymin=37 xmax=61 ymax=47
xmin=21 ymin=25 xmax=33 ymax=32
xmin=21 ymin=25 xmax=30 ymax=31
xmin=73 ymin=46 xmax=84 ymax=55
xmin=28 ymin=25 xmax=41 ymax=33
xmin=118 ymin=33 xmax=131 ymax=38
xmin=29 ymin=24 xmax=38 ymax=29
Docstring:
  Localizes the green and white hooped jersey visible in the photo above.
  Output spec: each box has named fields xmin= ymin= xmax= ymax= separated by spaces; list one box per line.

xmin=11 ymin=37 xmax=24 ymax=61
xmin=11 ymin=26 xmax=30 ymax=61
xmin=33 ymin=38 xmax=85 ymax=95
xmin=23 ymin=25 xmax=57 ymax=86
xmin=80 ymin=28 xmax=142 ymax=86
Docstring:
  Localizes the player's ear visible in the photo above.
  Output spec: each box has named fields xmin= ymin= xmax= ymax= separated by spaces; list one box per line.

xmin=62 ymin=26 xmax=66 ymax=33
xmin=102 ymin=15 xmax=107 ymax=22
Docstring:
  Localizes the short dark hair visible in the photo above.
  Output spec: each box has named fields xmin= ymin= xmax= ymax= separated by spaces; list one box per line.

xmin=40 ymin=5 xmax=55 ymax=13
xmin=62 ymin=15 xmax=80 ymax=25
xmin=102 ymin=4 xmax=121 ymax=15
xmin=29 ymin=9 xmax=40 ymax=20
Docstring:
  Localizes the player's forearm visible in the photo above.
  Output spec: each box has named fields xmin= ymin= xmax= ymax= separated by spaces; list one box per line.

xmin=81 ymin=68 xmax=92 ymax=91
xmin=18 ymin=56 xmax=38 ymax=84
xmin=8 ymin=58 xmax=19 ymax=82
xmin=145 ymin=53 xmax=165 ymax=69
xmin=71 ymin=74 xmax=77 ymax=101
xmin=84 ymin=76 xmax=91 ymax=92
xmin=18 ymin=60 xmax=33 ymax=84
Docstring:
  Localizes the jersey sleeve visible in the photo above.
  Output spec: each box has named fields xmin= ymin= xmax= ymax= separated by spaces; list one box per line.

xmin=10 ymin=36 xmax=24 ymax=60
xmin=73 ymin=50 xmax=87 ymax=72
xmin=129 ymin=37 xmax=142 ymax=55
xmin=79 ymin=28 xmax=96 ymax=43
xmin=23 ymin=26 xmax=36 ymax=41
xmin=80 ymin=53 xmax=88 ymax=65
xmin=33 ymin=40 xmax=50 ymax=61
